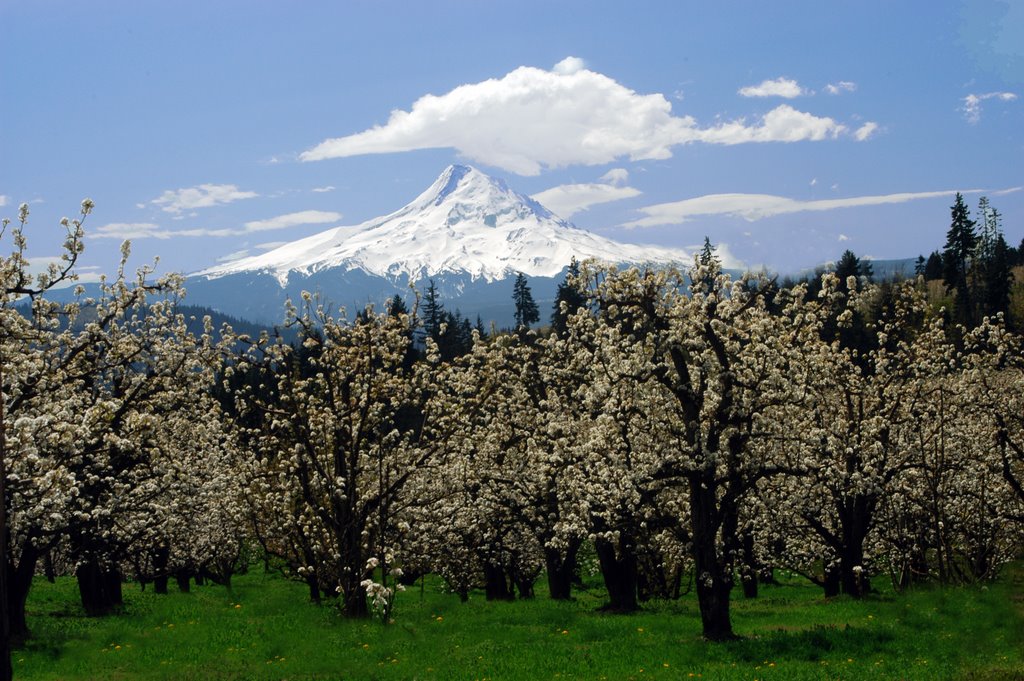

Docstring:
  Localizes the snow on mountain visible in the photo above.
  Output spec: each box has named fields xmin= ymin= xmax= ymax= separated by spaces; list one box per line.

xmin=198 ymin=165 xmax=691 ymax=285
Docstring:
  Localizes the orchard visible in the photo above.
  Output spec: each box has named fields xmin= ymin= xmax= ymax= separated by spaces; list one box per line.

xmin=2 ymin=202 xmax=1023 ymax=679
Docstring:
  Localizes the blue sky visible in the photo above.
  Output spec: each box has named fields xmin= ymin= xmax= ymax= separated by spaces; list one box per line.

xmin=3 ymin=0 xmax=1022 ymax=281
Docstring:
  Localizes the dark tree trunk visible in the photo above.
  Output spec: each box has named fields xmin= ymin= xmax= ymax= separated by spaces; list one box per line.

xmin=7 ymin=544 xmax=39 ymax=644
xmin=43 ymin=551 xmax=56 ymax=584
xmin=544 ymin=540 xmax=580 ymax=600
xmin=690 ymin=479 xmax=735 ymax=641
xmin=594 ymin=537 xmax=638 ymax=613
xmin=175 ymin=571 xmax=191 ymax=593
xmin=483 ymin=562 xmax=514 ymax=601
xmin=305 ymin=575 xmax=321 ymax=605
xmin=76 ymin=560 xmax=123 ymax=617
xmin=339 ymin=580 xmax=368 ymax=617
xmin=740 ymin=532 xmax=758 ymax=599
xmin=194 ymin=572 xmax=206 ymax=586
xmin=152 ymin=546 xmax=169 ymax=595
xmin=514 ymin=574 xmax=535 ymax=600
xmin=823 ymin=562 xmax=841 ymax=597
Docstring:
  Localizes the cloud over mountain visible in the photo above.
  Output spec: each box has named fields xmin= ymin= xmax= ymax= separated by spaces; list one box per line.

xmin=301 ymin=59 xmax=866 ymax=175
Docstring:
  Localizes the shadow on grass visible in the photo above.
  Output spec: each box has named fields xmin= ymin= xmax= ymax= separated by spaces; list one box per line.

xmin=726 ymin=624 xmax=895 ymax=663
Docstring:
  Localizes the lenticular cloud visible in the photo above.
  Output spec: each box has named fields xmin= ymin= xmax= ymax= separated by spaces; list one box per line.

xmin=300 ymin=59 xmax=854 ymax=175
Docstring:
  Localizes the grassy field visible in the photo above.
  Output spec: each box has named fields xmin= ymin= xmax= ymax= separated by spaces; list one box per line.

xmin=13 ymin=563 xmax=1024 ymax=680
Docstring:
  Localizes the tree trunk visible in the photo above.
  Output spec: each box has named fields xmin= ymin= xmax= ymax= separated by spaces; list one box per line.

xmin=339 ymin=579 xmax=368 ymax=617
xmin=690 ymin=479 xmax=735 ymax=640
xmin=305 ymin=575 xmax=321 ymax=605
xmin=544 ymin=541 xmax=579 ymax=600
xmin=823 ymin=562 xmax=841 ymax=597
xmin=175 ymin=571 xmax=191 ymax=593
xmin=740 ymin=532 xmax=758 ymax=599
xmin=483 ymin=562 xmax=514 ymax=601
xmin=6 ymin=543 xmax=39 ymax=644
xmin=594 ymin=537 xmax=638 ymax=613
xmin=76 ymin=560 xmax=123 ymax=617
xmin=152 ymin=546 xmax=169 ymax=595
xmin=43 ymin=551 xmax=56 ymax=584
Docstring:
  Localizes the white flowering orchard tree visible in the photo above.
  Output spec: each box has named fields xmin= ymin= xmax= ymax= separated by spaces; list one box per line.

xmin=231 ymin=297 xmax=481 ymax=618
xmin=562 ymin=261 xmax=812 ymax=640
xmin=414 ymin=329 xmax=592 ymax=602
xmin=1 ymin=201 xmax=87 ymax=679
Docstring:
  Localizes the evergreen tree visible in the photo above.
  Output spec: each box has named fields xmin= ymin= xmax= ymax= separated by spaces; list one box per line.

xmin=422 ymin=279 xmax=444 ymax=341
xmin=924 ymin=251 xmax=944 ymax=280
xmin=914 ymin=255 xmax=926 ymax=277
xmin=834 ymin=249 xmax=873 ymax=290
xmin=942 ymin=193 xmax=978 ymax=325
xmin=983 ymin=233 xmax=1013 ymax=319
xmin=970 ymin=198 xmax=1013 ymax=321
xmin=551 ymin=258 xmax=587 ymax=338
xmin=696 ymin=236 xmax=722 ymax=289
xmin=387 ymin=294 xmax=409 ymax=318
xmin=474 ymin=315 xmax=488 ymax=341
xmin=513 ymin=272 xmax=540 ymax=329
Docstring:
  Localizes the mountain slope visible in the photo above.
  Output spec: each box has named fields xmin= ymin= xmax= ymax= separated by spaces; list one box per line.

xmin=198 ymin=165 xmax=690 ymax=285
xmin=187 ymin=165 xmax=693 ymax=325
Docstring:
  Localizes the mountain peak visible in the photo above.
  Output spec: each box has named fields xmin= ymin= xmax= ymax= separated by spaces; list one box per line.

xmin=199 ymin=165 xmax=690 ymax=284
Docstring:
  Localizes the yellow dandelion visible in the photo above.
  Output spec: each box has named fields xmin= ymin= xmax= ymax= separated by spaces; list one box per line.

xmin=234 ymin=604 xmax=242 ymax=609
xmin=561 ymin=630 xmax=569 ymax=635
xmin=662 ymin=662 xmax=670 ymax=668
xmin=114 ymin=645 xmax=121 ymax=651
xmin=637 ymin=627 xmax=644 ymax=632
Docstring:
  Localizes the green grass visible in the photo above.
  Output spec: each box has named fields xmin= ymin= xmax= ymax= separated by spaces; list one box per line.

xmin=13 ymin=564 xmax=1024 ymax=680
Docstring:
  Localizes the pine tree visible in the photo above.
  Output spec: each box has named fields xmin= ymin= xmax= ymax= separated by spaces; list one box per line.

xmin=974 ymin=201 xmax=1013 ymax=320
xmin=696 ymin=236 xmax=721 ymax=290
xmin=474 ymin=315 xmax=488 ymax=341
xmin=513 ymin=272 xmax=540 ymax=329
xmin=914 ymin=255 xmax=926 ymax=277
xmin=942 ymin=193 xmax=978 ymax=325
xmin=387 ymin=294 xmax=409 ymax=318
xmin=422 ymin=280 xmax=444 ymax=341
xmin=833 ymin=250 xmax=873 ymax=294
xmin=924 ymin=251 xmax=944 ymax=280
xmin=551 ymin=258 xmax=587 ymax=338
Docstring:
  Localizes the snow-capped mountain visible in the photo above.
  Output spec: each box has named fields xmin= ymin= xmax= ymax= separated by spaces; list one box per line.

xmin=199 ymin=164 xmax=689 ymax=285
xmin=185 ymin=165 xmax=691 ymax=325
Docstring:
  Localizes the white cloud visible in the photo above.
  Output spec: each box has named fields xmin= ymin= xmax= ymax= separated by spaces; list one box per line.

xmin=625 ymin=186 xmax=1014 ymax=228
xmin=150 ymin=184 xmax=258 ymax=214
xmin=92 ymin=209 xmax=343 ymax=240
xmin=599 ymin=168 xmax=630 ymax=185
xmin=738 ymin=77 xmax=806 ymax=98
xmin=962 ymin=91 xmax=1018 ymax=124
xmin=301 ymin=61 xmax=856 ymax=175
xmin=91 ymin=222 xmax=168 ymax=239
xmin=255 ymin=241 xmax=289 ymax=251
xmin=810 ymin=178 xmax=817 ymax=186
xmin=838 ymin=234 xmax=850 ymax=242
xmin=216 ymin=249 xmax=250 ymax=263
xmin=552 ymin=56 xmax=586 ymax=75
xmin=244 ymin=210 xmax=342 ymax=232
xmin=0 ymin=195 xmax=8 ymax=207
xmin=698 ymin=105 xmax=846 ymax=144
xmin=825 ymin=81 xmax=857 ymax=95
xmin=532 ymin=183 xmax=642 ymax=219
xmin=854 ymin=121 xmax=879 ymax=141
xmin=311 ymin=185 xmax=336 ymax=193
